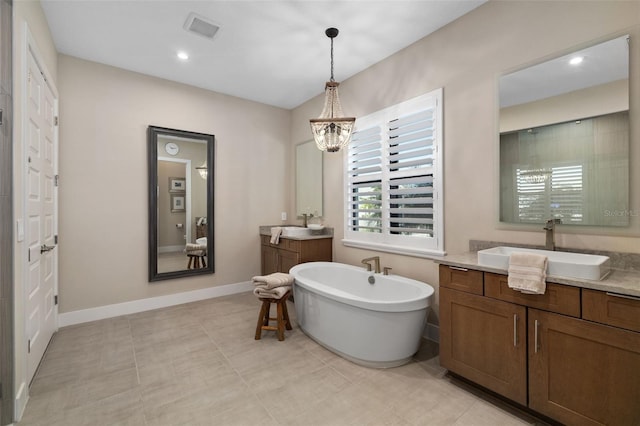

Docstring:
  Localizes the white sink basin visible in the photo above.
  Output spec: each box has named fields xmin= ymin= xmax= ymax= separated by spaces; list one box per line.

xmin=279 ymin=226 xmax=312 ymax=237
xmin=477 ymin=246 xmax=610 ymax=281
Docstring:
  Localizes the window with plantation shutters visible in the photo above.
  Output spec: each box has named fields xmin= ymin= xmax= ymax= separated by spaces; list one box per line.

xmin=515 ymin=163 xmax=584 ymax=224
xmin=344 ymin=89 xmax=444 ymax=257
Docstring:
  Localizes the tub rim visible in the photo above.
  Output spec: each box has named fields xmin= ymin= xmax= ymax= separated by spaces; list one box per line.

xmin=290 ymin=261 xmax=434 ymax=313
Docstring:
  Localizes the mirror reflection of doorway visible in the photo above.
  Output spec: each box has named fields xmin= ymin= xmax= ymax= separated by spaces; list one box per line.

xmin=157 ymin=158 xmax=191 ymax=273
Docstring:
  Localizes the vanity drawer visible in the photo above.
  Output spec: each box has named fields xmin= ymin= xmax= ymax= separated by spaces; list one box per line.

xmin=484 ymin=273 xmax=581 ymax=317
xmin=439 ymin=264 xmax=483 ymax=295
xmin=283 ymin=239 xmax=300 ymax=252
xmin=583 ymin=289 xmax=640 ymax=333
xmin=261 ymin=235 xmax=298 ymax=251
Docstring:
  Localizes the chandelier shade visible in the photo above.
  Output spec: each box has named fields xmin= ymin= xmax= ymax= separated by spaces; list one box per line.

xmin=196 ymin=161 xmax=207 ymax=179
xmin=310 ymin=28 xmax=355 ymax=153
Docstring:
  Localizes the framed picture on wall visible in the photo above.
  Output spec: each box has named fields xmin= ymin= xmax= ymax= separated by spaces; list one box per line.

xmin=169 ymin=177 xmax=186 ymax=193
xmin=171 ymin=194 xmax=185 ymax=212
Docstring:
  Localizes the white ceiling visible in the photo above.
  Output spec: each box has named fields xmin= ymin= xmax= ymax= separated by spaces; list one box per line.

xmin=41 ymin=0 xmax=486 ymax=110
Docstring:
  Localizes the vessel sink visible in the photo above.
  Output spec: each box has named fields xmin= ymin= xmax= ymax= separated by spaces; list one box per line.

xmin=477 ymin=246 xmax=610 ymax=281
xmin=279 ymin=226 xmax=312 ymax=237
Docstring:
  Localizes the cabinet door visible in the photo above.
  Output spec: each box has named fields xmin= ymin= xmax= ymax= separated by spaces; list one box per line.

xmin=299 ymin=238 xmax=333 ymax=263
xmin=529 ymin=309 xmax=640 ymax=425
xmin=261 ymin=245 xmax=279 ymax=275
xmin=440 ymin=287 xmax=527 ymax=405
xmin=279 ymin=249 xmax=300 ymax=273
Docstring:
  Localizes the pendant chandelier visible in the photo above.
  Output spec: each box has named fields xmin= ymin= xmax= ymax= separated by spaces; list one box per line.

xmin=196 ymin=161 xmax=207 ymax=179
xmin=309 ymin=27 xmax=355 ymax=153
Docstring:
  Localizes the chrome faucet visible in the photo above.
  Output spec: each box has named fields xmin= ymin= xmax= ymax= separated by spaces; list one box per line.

xmin=361 ymin=256 xmax=381 ymax=273
xmin=543 ymin=218 xmax=561 ymax=251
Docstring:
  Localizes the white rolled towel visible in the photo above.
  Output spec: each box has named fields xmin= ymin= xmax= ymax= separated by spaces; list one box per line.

xmin=252 ymin=272 xmax=294 ymax=289
xmin=253 ymin=285 xmax=291 ymax=299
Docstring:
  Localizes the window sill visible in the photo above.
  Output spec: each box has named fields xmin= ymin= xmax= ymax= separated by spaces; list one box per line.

xmin=342 ymin=239 xmax=446 ymax=259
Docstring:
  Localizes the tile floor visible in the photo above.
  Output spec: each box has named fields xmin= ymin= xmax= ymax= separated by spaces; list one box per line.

xmin=19 ymin=292 xmax=546 ymax=426
xmin=157 ymin=252 xmax=201 ymax=274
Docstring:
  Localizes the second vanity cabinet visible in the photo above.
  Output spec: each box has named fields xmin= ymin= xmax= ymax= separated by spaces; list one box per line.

xmin=439 ymin=264 xmax=640 ymax=425
xmin=260 ymin=235 xmax=332 ymax=275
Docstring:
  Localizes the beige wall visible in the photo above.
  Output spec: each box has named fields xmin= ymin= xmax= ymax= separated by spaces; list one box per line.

xmin=290 ymin=0 xmax=640 ymax=322
xmin=57 ymin=55 xmax=291 ymax=313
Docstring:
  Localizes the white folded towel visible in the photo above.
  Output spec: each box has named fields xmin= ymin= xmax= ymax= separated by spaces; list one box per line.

xmin=252 ymin=272 xmax=294 ymax=289
xmin=185 ymin=243 xmax=207 ymax=254
xmin=508 ymin=252 xmax=548 ymax=295
xmin=270 ymin=227 xmax=282 ymax=244
xmin=253 ymin=285 xmax=291 ymax=299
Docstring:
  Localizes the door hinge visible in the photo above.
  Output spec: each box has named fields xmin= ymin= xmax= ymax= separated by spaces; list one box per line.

xmin=54 ymin=295 xmax=58 ymax=305
xmin=28 ymin=249 xmax=30 ymax=262
xmin=28 ymin=339 xmax=31 ymax=354
xmin=54 ymin=175 xmax=59 ymax=187
xmin=55 ymin=235 xmax=58 ymax=244
xmin=54 ymin=116 xmax=59 ymax=126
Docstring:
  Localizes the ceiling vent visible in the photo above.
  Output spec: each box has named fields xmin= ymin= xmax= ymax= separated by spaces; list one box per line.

xmin=184 ymin=13 xmax=220 ymax=40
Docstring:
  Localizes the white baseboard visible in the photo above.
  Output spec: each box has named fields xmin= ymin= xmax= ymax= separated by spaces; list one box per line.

xmin=58 ymin=281 xmax=253 ymax=327
xmin=158 ymin=245 xmax=185 ymax=254
xmin=423 ymin=322 xmax=440 ymax=343
xmin=14 ymin=381 xmax=27 ymax=423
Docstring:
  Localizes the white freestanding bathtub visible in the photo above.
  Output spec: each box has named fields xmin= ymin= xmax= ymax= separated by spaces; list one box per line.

xmin=289 ymin=262 xmax=434 ymax=368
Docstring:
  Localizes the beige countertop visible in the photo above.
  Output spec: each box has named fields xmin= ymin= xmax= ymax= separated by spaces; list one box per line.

xmin=436 ymin=252 xmax=640 ymax=298
xmin=259 ymin=225 xmax=333 ymax=241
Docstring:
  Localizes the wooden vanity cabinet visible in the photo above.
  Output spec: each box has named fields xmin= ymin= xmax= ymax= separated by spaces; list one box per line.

xmin=260 ymin=235 xmax=332 ymax=275
xmin=439 ymin=264 xmax=640 ymax=425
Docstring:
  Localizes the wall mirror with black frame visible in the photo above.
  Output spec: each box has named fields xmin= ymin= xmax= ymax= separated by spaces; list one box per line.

xmin=499 ymin=34 xmax=630 ymax=227
xmin=148 ymin=126 xmax=215 ymax=281
xmin=296 ymin=140 xmax=323 ymax=218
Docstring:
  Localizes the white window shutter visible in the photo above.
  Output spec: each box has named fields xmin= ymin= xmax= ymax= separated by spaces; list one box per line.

xmin=344 ymin=88 xmax=444 ymax=257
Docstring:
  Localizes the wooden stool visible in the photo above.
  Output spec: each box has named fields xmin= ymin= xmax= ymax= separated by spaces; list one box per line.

xmin=187 ymin=253 xmax=207 ymax=269
xmin=254 ymin=291 xmax=292 ymax=341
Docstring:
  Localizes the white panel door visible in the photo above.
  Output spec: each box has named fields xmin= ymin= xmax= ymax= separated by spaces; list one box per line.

xmin=25 ymin=48 xmax=58 ymax=383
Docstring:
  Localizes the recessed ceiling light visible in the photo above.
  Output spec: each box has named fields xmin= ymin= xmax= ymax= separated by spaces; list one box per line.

xmin=569 ymin=56 xmax=584 ymax=65
xmin=177 ymin=51 xmax=189 ymax=61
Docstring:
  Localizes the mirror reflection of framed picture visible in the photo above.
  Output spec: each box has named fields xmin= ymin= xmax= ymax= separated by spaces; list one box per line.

xmin=171 ymin=194 xmax=185 ymax=212
xmin=169 ymin=177 xmax=186 ymax=193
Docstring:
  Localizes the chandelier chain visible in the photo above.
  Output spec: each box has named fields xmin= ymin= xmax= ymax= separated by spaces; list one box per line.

xmin=330 ymin=37 xmax=335 ymax=82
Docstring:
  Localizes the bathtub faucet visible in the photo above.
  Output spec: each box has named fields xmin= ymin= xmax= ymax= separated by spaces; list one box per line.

xmin=361 ymin=256 xmax=381 ymax=273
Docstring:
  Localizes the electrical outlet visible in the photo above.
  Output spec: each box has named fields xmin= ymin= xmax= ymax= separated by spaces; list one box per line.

xmin=281 ymin=212 xmax=287 ymax=221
